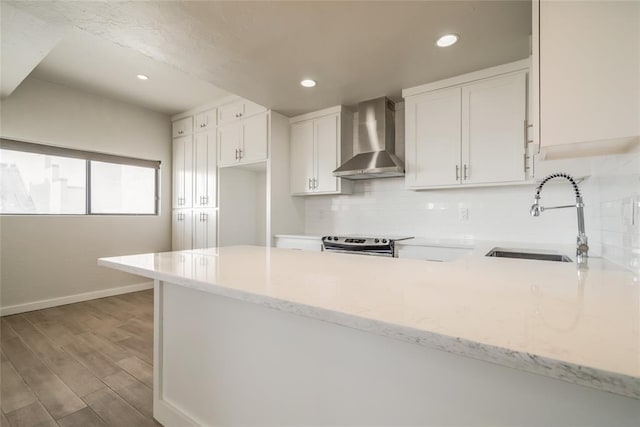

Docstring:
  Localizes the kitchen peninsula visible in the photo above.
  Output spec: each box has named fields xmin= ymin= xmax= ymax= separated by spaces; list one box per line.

xmin=99 ymin=246 xmax=640 ymax=426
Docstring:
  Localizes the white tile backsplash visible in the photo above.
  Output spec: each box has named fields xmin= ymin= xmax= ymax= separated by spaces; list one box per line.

xmin=304 ymin=152 xmax=639 ymax=270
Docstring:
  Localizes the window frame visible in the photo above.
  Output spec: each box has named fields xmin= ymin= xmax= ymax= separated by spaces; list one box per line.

xmin=0 ymin=138 xmax=161 ymax=216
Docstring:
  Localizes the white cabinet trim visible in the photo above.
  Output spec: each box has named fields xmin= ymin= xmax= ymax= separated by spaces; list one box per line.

xmin=402 ymin=59 xmax=530 ymax=98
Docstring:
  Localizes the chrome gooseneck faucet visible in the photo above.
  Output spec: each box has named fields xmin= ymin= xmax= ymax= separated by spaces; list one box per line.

xmin=530 ymin=173 xmax=588 ymax=265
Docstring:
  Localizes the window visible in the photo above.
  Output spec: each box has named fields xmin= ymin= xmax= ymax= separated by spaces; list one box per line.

xmin=0 ymin=138 xmax=160 ymax=215
xmin=90 ymin=162 xmax=156 ymax=214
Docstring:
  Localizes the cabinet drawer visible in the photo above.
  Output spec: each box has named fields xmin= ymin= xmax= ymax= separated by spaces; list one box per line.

xmin=173 ymin=117 xmax=193 ymax=138
xmin=195 ymin=109 xmax=216 ymax=132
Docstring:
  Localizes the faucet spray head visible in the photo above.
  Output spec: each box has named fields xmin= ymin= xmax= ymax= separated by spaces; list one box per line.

xmin=530 ymin=196 xmax=543 ymax=217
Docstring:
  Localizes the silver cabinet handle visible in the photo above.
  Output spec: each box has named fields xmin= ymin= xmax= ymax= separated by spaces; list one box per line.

xmin=455 ymin=165 xmax=459 ymax=181
xmin=203 ymin=213 xmax=207 ymax=221
xmin=235 ymin=149 xmax=238 ymax=160
xmin=463 ymin=164 xmax=468 ymax=180
xmin=313 ymin=178 xmax=317 ymax=189
xmin=524 ymin=120 xmax=534 ymax=146
xmin=238 ymin=149 xmax=243 ymax=160
xmin=308 ymin=178 xmax=312 ymax=190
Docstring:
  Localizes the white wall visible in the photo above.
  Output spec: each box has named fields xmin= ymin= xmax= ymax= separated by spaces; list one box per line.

xmin=218 ymin=165 xmax=267 ymax=247
xmin=0 ymin=77 xmax=171 ymax=312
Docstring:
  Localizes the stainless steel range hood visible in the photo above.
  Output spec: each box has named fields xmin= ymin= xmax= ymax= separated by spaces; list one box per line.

xmin=333 ymin=97 xmax=404 ymax=180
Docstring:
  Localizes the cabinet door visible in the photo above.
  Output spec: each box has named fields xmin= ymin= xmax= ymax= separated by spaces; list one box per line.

xmin=218 ymin=102 xmax=244 ymax=124
xmin=290 ymin=120 xmax=315 ymax=194
xmin=172 ymin=117 xmax=192 ymax=138
xmin=241 ymin=112 xmax=268 ymax=164
xmin=172 ymin=210 xmax=193 ymax=251
xmin=172 ymin=136 xmax=193 ymax=208
xmin=405 ymin=88 xmax=461 ymax=187
xmin=195 ymin=109 xmax=216 ymax=132
xmin=218 ymin=123 xmax=241 ymax=166
xmin=462 ymin=72 xmax=526 ymax=184
xmin=314 ymin=114 xmax=339 ymax=193
xmin=540 ymin=1 xmax=639 ymax=147
xmin=194 ymin=132 xmax=217 ymax=208
xmin=193 ymin=210 xmax=217 ymax=249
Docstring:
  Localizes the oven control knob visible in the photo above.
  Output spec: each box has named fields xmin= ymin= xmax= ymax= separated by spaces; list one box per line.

xmin=333 ymin=236 xmax=339 ymax=241
xmin=374 ymin=238 xmax=380 ymax=243
xmin=382 ymin=239 xmax=388 ymax=243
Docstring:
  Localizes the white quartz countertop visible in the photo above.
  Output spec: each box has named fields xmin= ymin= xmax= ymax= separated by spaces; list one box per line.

xmin=99 ymin=245 xmax=640 ymax=399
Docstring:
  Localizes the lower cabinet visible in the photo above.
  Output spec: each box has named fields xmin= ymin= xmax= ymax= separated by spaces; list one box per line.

xmin=274 ymin=236 xmax=322 ymax=252
xmin=172 ymin=209 xmax=217 ymax=250
xmin=193 ymin=209 xmax=217 ymax=250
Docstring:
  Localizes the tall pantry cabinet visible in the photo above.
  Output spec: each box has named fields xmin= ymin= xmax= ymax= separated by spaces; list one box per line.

xmin=171 ymin=111 xmax=217 ymax=251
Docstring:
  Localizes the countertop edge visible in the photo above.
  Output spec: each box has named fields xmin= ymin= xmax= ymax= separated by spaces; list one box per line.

xmin=98 ymin=257 xmax=640 ymax=400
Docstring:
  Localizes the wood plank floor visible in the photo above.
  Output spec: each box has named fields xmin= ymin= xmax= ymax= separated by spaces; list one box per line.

xmin=0 ymin=291 xmax=160 ymax=427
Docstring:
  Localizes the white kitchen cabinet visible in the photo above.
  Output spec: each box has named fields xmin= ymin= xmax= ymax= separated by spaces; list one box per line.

xmin=172 ymin=135 xmax=193 ymax=208
xmin=172 ymin=116 xmax=192 ymax=138
xmin=405 ymin=87 xmax=461 ymax=187
xmin=195 ymin=109 xmax=216 ymax=133
xmin=461 ymin=72 xmax=527 ymax=184
xmin=172 ymin=209 xmax=193 ymax=251
xmin=403 ymin=61 xmax=529 ymax=189
xmin=536 ymin=0 xmax=639 ymax=154
xmin=218 ymin=112 xmax=268 ymax=167
xmin=193 ymin=131 xmax=217 ymax=208
xmin=241 ymin=113 xmax=268 ymax=164
xmin=218 ymin=99 xmax=267 ymax=125
xmin=289 ymin=106 xmax=353 ymax=196
xmin=290 ymin=120 xmax=315 ymax=194
xmin=315 ymin=114 xmax=340 ymax=193
xmin=274 ymin=235 xmax=322 ymax=252
xmin=193 ymin=209 xmax=217 ymax=249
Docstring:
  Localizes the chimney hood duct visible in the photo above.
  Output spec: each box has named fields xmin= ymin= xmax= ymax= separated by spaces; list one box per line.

xmin=333 ymin=97 xmax=404 ymax=180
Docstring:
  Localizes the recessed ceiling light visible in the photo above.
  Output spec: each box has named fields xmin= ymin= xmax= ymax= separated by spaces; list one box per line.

xmin=436 ymin=34 xmax=459 ymax=48
xmin=300 ymin=79 xmax=316 ymax=88
xmin=137 ymin=74 xmax=149 ymax=80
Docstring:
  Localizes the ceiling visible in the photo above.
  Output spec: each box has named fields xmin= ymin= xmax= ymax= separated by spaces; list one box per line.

xmin=29 ymin=31 xmax=230 ymax=115
xmin=5 ymin=1 xmax=531 ymax=117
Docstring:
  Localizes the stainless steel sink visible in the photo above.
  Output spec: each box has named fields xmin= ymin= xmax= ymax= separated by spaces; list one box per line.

xmin=485 ymin=247 xmax=572 ymax=263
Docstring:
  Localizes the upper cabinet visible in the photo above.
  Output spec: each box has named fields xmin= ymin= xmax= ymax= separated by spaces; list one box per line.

xmin=172 ymin=116 xmax=193 ymax=138
xmin=403 ymin=61 xmax=529 ymax=189
xmin=217 ymin=99 xmax=267 ymax=125
xmin=195 ymin=109 xmax=217 ymax=133
xmin=218 ymin=111 xmax=268 ymax=166
xmin=289 ymin=106 xmax=353 ymax=196
xmin=534 ymin=0 xmax=640 ymax=155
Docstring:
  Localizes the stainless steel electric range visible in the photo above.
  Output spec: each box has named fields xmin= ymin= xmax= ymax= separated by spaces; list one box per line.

xmin=321 ymin=235 xmax=413 ymax=258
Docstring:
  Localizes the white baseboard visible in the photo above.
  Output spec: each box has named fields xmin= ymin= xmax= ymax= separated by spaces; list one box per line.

xmin=154 ymin=399 xmax=201 ymax=427
xmin=0 ymin=281 xmax=154 ymax=316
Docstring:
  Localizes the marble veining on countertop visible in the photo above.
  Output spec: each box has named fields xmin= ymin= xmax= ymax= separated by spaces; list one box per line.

xmin=99 ymin=245 xmax=640 ymax=400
